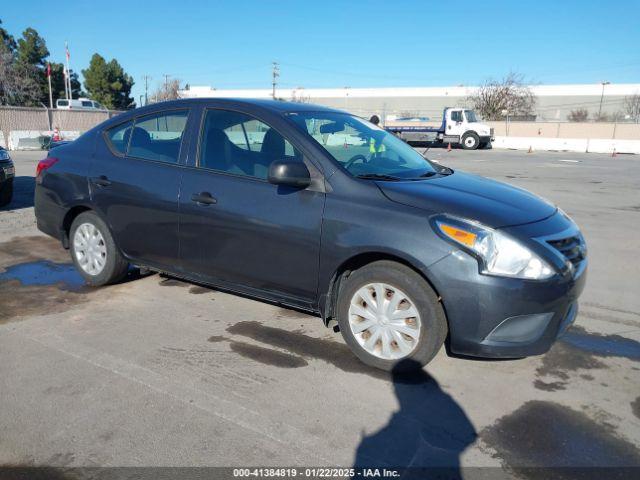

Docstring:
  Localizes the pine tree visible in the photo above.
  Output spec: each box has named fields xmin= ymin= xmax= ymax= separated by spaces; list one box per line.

xmin=83 ymin=53 xmax=134 ymax=110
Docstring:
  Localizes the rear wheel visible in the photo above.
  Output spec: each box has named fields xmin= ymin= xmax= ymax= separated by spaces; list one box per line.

xmin=69 ymin=211 xmax=129 ymax=286
xmin=0 ymin=178 xmax=13 ymax=207
xmin=462 ymin=132 xmax=480 ymax=150
xmin=336 ymin=260 xmax=447 ymax=371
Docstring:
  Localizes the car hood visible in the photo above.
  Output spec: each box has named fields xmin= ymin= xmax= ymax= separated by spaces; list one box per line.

xmin=378 ymin=170 xmax=557 ymax=228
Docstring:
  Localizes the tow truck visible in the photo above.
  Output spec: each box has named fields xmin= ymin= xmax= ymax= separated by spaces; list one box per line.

xmin=385 ymin=107 xmax=494 ymax=150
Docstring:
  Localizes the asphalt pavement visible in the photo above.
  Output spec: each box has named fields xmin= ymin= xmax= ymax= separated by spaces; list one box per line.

xmin=0 ymin=148 xmax=639 ymax=478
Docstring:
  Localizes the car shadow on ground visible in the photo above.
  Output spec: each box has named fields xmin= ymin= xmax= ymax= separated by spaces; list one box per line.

xmin=353 ymin=359 xmax=477 ymax=478
xmin=0 ymin=176 xmax=35 ymax=211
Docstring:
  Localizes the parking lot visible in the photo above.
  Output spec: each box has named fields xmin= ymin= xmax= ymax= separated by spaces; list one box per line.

xmin=1 ymin=148 xmax=639 ymax=476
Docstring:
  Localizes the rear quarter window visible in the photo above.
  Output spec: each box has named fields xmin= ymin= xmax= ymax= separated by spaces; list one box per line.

xmin=105 ymin=120 xmax=134 ymax=155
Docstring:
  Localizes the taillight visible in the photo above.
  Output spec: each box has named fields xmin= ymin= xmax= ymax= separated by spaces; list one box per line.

xmin=36 ymin=157 xmax=59 ymax=177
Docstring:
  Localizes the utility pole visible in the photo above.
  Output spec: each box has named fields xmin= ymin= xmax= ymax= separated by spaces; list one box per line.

xmin=598 ymin=81 xmax=610 ymax=119
xmin=271 ymin=62 xmax=279 ymax=100
xmin=142 ymin=75 xmax=152 ymax=106
xmin=163 ymin=74 xmax=170 ymax=100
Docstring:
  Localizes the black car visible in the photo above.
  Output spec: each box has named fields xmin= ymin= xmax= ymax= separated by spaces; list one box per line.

xmin=34 ymin=99 xmax=587 ymax=371
xmin=0 ymin=147 xmax=14 ymax=207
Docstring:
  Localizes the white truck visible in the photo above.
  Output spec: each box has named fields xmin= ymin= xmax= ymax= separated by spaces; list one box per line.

xmin=385 ymin=107 xmax=494 ymax=150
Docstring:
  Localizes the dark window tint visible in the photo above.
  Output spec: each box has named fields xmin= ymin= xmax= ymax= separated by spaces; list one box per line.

xmin=105 ymin=120 xmax=134 ymax=155
xmin=200 ymin=109 xmax=301 ymax=180
xmin=57 ymin=100 xmax=68 ymax=107
xmin=81 ymin=101 xmax=93 ymax=107
xmin=451 ymin=110 xmax=462 ymax=122
xmin=128 ymin=111 xmax=188 ymax=164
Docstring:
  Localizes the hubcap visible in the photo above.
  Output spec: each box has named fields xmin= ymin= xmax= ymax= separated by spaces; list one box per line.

xmin=465 ymin=136 xmax=476 ymax=147
xmin=73 ymin=223 xmax=107 ymax=276
xmin=348 ymin=283 xmax=422 ymax=360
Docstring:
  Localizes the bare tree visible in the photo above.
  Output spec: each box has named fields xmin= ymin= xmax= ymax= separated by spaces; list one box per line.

xmin=624 ymin=93 xmax=640 ymax=123
xmin=466 ymin=72 xmax=536 ymax=120
xmin=567 ymin=108 xmax=589 ymax=122
xmin=0 ymin=51 xmax=41 ymax=105
xmin=290 ymin=89 xmax=310 ymax=103
xmin=150 ymin=78 xmax=181 ymax=103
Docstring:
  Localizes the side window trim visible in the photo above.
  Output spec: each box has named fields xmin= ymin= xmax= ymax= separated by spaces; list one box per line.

xmin=120 ymin=108 xmax=190 ymax=165
xmin=196 ymin=107 xmax=307 ymax=175
xmin=103 ymin=118 xmax=134 ymax=157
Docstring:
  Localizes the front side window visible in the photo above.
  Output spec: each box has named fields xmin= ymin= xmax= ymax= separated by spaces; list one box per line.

xmin=57 ymin=100 xmax=68 ymax=107
xmin=127 ymin=110 xmax=188 ymax=163
xmin=81 ymin=101 xmax=93 ymax=107
xmin=199 ymin=109 xmax=301 ymax=180
xmin=105 ymin=120 xmax=133 ymax=154
xmin=464 ymin=110 xmax=478 ymax=123
xmin=288 ymin=112 xmax=439 ymax=179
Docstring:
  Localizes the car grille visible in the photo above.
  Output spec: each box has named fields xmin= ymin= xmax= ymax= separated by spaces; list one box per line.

xmin=547 ymin=235 xmax=586 ymax=267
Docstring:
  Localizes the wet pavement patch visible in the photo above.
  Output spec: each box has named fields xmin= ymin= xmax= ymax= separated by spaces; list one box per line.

xmin=159 ymin=278 xmax=189 ymax=288
xmin=632 ymin=397 xmax=640 ymax=421
xmin=226 ymin=320 xmax=389 ymax=380
xmin=534 ymin=341 xmax=607 ymax=391
xmin=208 ymin=334 xmax=308 ymax=368
xmin=189 ymin=286 xmax=211 ymax=295
xmin=0 ymin=239 xmax=94 ymax=323
xmin=562 ymin=325 xmax=640 ymax=361
xmin=0 ymin=260 xmax=85 ymax=290
xmin=481 ymin=400 xmax=640 ymax=476
xmin=533 ymin=379 xmax=566 ymax=392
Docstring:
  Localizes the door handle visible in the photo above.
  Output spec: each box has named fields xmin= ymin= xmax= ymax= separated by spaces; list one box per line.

xmin=191 ymin=192 xmax=217 ymax=205
xmin=91 ymin=175 xmax=112 ymax=187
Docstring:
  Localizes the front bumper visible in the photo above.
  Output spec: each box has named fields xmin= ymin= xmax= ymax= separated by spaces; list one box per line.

xmin=479 ymin=135 xmax=494 ymax=144
xmin=425 ymin=214 xmax=587 ymax=358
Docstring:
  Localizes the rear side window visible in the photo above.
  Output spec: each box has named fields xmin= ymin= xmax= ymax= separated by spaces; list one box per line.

xmin=105 ymin=120 xmax=133 ymax=154
xmin=128 ymin=111 xmax=189 ymax=164
xmin=57 ymin=100 xmax=68 ymax=107
xmin=451 ymin=111 xmax=462 ymax=122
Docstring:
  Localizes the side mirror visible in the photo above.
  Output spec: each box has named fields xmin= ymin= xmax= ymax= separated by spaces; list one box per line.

xmin=268 ymin=160 xmax=311 ymax=188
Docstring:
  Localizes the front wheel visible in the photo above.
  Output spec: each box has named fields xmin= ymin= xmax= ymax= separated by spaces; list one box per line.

xmin=462 ymin=132 xmax=480 ymax=150
xmin=336 ymin=261 xmax=447 ymax=371
xmin=69 ymin=211 xmax=129 ymax=286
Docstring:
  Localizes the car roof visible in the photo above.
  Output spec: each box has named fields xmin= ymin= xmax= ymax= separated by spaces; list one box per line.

xmin=130 ymin=97 xmax=345 ymax=116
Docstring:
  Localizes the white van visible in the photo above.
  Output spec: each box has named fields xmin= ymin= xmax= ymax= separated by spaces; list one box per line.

xmin=56 ymin=98 xmax=107 ymax=111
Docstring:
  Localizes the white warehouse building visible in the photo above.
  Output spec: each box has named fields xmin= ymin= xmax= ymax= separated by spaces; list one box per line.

xmin=179 ymin=83 xmax=640 ymax=123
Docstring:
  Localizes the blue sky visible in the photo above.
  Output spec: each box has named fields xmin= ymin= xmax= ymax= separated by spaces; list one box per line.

xmin=3 ymin=0 xmax=639 ymax=104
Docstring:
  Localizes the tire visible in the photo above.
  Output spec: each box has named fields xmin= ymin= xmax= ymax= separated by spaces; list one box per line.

xmin=0 ymin=178 xmax=13 ymax=207
xmin=461 ymin=132 xmax=480 ymax=150
xmin=69 ymin=211 xmax=129 ymax=286
xmin=336 ymin=260 xmax=447 ymax=371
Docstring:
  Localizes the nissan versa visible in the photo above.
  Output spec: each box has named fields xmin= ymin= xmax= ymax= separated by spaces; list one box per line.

xmin=34 ymin=99 xmax=587 ymax=371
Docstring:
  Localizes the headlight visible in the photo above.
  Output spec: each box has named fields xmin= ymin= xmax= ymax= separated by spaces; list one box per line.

xmin=0 ymin=150 xmax=9 ymax=161
xmin=433 ymin=215 xmax=555 ymax=280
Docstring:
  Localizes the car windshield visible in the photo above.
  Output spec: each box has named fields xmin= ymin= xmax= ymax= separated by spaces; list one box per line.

xmin=464 ymin=110 xmax=478 ymax=123
xmin=288 ymin=112 xmax=439 ymax=179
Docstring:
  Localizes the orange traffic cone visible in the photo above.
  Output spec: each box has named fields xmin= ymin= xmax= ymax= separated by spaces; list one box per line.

xmin=611 ymin=148 xmax=617 ymax=157
xmin=447 ymin=143 xmax=452 ymax=152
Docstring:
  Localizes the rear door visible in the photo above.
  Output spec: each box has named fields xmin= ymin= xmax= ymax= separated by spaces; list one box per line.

xmin=178 ymin=107 xmax=325 ymax=306
xmin=90 ymin=109 xmax=191 ymax=269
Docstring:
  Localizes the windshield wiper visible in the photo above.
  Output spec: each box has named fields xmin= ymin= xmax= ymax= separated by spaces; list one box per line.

xmin=355 ymin=173 xmax=404 ymax=181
